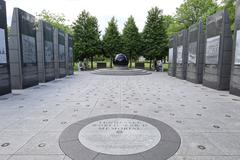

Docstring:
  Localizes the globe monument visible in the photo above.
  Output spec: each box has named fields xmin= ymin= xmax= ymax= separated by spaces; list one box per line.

xmin=113 ymin=53 xmax=129 ymax=69
xmin=93 ymin=53 xmax=152 ymax=76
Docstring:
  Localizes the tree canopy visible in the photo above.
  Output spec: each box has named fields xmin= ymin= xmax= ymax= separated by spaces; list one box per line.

xmin=176 ymin=0 xmax=218 ymax=28
xmin=36 ymin=10 xmax=72 ymax=33
xmin=166 ymin=0 xmax=219 ymax=36
xmin=220 ymin=0 xmax=236 ymax=31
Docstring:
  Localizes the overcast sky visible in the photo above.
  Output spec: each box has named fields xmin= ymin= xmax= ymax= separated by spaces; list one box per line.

xmin=5 ymin=0 xmax=183 ymax=33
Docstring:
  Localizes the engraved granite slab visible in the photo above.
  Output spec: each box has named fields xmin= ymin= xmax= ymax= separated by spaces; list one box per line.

xmin=203 ymin=10 xmax=233 ymax=90
xmin=176 ymin=30 xmax=188 ymax=80
xmin=230 ymin=0 xmax=240 ymax=96
xmin=168 ymin=36 xmax=177 ymax=77
xmin=9 ymin=8 xmax=38 ymax=89
xmin=0 ymin=0 xmax=11 ymax=95
xmin=37 ymin=20 xmax=55 ymax=83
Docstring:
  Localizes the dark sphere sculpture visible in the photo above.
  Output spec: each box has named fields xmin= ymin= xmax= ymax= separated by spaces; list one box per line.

xmin=113 ymin=53 xmax=129 ymax=66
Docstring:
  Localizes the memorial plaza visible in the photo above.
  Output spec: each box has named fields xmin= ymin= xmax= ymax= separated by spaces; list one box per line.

xmin=1 ymin=0 xmax=240 ymax=159
xmin=0 ymin=71 xmax=239 ymax=160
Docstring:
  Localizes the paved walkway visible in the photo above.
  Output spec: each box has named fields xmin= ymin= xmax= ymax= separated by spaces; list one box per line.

xmin=0 ymin=72 xmax=240 ymax=160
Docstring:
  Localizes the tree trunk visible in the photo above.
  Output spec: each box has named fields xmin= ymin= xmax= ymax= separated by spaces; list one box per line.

xmin=110 ymin=56 xmax=113 ymax=68
xmin=149 ymin=59 xmax=152 ymax=70
xmin=130 ymin=52 xmax=132 ymax=68
xmin=91 ymin=56 xmax=93 ymax=70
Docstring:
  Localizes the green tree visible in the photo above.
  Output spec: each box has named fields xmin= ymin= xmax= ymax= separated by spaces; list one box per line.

xmin=166 ymin=0 xmax=219 ymax=37
xmin=175 ymin=0 xmax=219 ymax=28
xmin=163 ymin=15 xmax=185 ymax=37
xmin=36 ymin=10 xmax=72 ymax=33
xmin=220 ymin=0 xmax=236 ymax=31
xmin=72 ymin=10 xmax=101 ymax=68
xmin=102 ymin=17 xmax=122 ymax=68
xmin=122 ymin=16 xmax=141 ymax=68
xmin=142 ymin=7 xmax=168 ymax=69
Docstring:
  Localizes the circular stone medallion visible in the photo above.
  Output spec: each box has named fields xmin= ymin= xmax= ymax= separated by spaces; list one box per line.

xmin=59 ymin=114 xmax=181 ymax=160
xmin=78 ymin=118 xmax=161 ymax=155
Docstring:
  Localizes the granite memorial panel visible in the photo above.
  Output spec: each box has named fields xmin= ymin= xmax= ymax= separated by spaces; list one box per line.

xmin=37 ymin=20 xmax=55 ymax=83
xmin=65 ymin=34 xmax=74 ymax=75
xmin=186 ymin=21 xmax=205 ymax=84
xmin=53 ymin=29 xmax=59 ymax=78
xmin=203 ymin=10 xmax=233 ymax=90
xmin=58 ymin=30 xmax=66 ymax=78
xmin=176 ymin=30 xmax=188 ymax=79
xmin=168 ymin=36 xmax=177 ymax=77
xmin=9 ymin=8 xmax=38 ymax=89
xmin=54 ymin=29 xmax=66 ymax=78
xmin=0 ymin=0 xmax=11 ymax=95
xmin=230 ymin=1 xmax=240 ymax=96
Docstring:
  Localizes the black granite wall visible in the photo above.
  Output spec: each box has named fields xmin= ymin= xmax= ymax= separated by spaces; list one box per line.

xmin=58 ymin=30 xmax=66 ymax=78
xmin=168 ymin=36 xmax=177 ymax=77
xmin=9 ymin=8 xmax=38 ymax=89
xmin=186 ymin=21 xmax=205 ymax=84
xmin=68 ymin=35 xmax=74 ymax=75
xmin=230 ymin=0 xmax=240 ymax=96
xmin=0 ymin=0 xmax=11 ymax=95
xmin=176 ymin=30 xmax=188 ymax=80
xmin=43 ymin=22 xmax=55 ymax=82
xmin=203 ymin=10 xmax=233 ymax=90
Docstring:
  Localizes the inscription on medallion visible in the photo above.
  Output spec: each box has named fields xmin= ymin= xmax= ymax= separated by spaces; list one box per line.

xmin=206 ymin=35 xmax=220 ymax=65
xmin=78 ymin=118 xmax=161 ymax=155
xmin=177 ymin=45 xmax=183 ymax=64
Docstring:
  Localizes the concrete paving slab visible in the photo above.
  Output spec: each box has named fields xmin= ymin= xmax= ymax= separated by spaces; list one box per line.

xmin=8 ymin=155 xmax=65 ymax=160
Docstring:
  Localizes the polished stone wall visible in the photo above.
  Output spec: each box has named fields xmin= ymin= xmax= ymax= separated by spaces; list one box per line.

xmin=230 ymin=0 xmax=240 ymax=96
xmin=9 ymin=8 xmax=38 ymax=89
xmin=0 ymin=0 xmax=11 ymax=95
xmin=168 ymin=36 xmax=177 ymax=77
xmin=176 ymin=30 xmax=188 ymax=80
xmin=203 ymin=10 xmax=233 ymax=90
xmin=37 ymin=20 xmax=55 ymax=83
xmin=186 ymin=21 xmax=205 ymax=84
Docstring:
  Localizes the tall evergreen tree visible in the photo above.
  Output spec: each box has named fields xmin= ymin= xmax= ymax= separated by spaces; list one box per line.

xmin=72 ymin=10 xmax=101 ymax=68
xmin=102 ymin=17 xmax=121 ymax=68
xmin=122 ymin=16 xmax=141 ymax=68
xmin=142 ymin=7 xmax=168 ymax=69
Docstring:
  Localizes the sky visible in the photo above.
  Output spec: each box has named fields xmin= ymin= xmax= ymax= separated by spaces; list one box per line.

xmin=5 ymin=0 xmax=184 ymax=33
